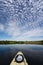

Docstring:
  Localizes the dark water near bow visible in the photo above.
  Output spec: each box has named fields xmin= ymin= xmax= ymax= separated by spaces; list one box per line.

xmin=0 ymin=44 xmax=43 ymax=65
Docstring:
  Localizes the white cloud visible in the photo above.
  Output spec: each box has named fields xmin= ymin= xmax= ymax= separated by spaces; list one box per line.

xmin=5 ymin=21 xmax=21 ymax=36
xmin=14 ymin=28 xmax=43 ymax=41
xmin=23 ymin=28 xmax=43 ymax=37
xmin=5 ymin=21 xmax=43 ymax=40
xmin=4 ymin=19 xmax=43 ymax=41
xmin=0 ymin=23 xmax=4 ymax=31
xmin=9 ymin=0 xmax=13 ymax=3
xmin=0 ymin=0 xmax=43 ymax=41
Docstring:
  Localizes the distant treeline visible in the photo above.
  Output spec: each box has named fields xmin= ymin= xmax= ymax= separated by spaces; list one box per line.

xmin=0 ymin=40 xmax=43 ymax=45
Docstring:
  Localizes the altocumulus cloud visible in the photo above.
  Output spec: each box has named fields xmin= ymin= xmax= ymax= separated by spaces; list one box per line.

xmin=0 ymin=0 xmax=43 ymax=41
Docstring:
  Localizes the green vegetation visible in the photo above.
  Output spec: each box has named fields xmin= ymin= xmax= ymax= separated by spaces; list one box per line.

xmin=0 ymin=40 xmax=43 ymax=45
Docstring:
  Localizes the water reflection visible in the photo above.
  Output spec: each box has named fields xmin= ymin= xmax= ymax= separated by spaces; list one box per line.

xmin=0 ymin=44 xmax=43 ymax=65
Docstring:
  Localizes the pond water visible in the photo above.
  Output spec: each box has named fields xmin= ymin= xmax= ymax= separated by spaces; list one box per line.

xmin=0 ymin=44 xmax=43 ymax=65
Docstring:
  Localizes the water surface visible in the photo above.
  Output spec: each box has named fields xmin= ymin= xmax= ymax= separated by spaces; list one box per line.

xmin=0 ymin=44 xmax=43 ymax=65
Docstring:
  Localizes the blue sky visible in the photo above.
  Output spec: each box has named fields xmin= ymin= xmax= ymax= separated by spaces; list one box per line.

xmin=0 ymin=0 xmax=43 ymax=41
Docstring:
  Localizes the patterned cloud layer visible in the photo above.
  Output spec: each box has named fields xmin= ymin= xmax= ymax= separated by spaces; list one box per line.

xmin=0 ymin=0 xmax=43 ymax=40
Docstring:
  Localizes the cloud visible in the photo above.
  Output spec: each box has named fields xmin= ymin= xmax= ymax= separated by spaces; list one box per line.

xmin=14 ymin=28 xmax=43 ymax=41
xmin=0 ymin=0 xmax=43 ymax=40
xmin=9 ymin=0 xmax=13 ymax=3
xmin=5 ymin=21 xmax=21 ymax=37
xmin=0 ymin=23 xmax=4 ymax=31
xmin=4 ymin=20 xmax=43 ymax=41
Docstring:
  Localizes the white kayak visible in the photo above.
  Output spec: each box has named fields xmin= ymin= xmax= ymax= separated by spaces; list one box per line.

xmin=10 ymin=51 xmax=28 ymax=65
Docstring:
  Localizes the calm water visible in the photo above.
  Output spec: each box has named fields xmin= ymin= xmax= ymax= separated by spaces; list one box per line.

xmin=0 ymin=44 xmax=43 ymax=65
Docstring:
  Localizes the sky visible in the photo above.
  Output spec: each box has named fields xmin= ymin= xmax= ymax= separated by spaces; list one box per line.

xmin=0 ymin=0 xmax=43 ymax=41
